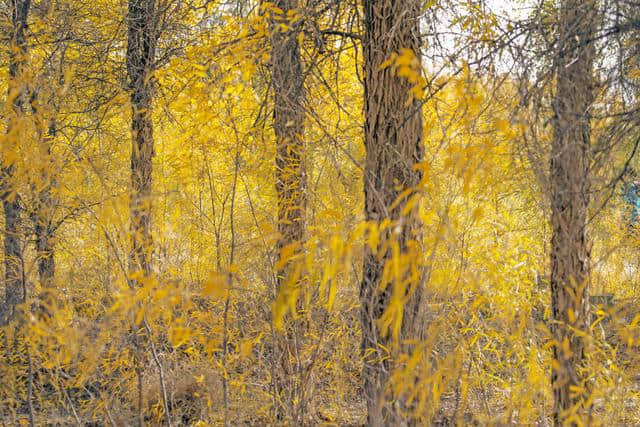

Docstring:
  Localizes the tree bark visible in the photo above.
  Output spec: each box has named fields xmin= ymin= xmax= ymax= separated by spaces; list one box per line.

xmin=33 ymin=136 xmax=56 ymax=291
xmin=360 ymin=0 xmax=424 ymax=425
xmin=0 ymin=0 xmax=31 ymax=324
xmin=127 ymin=0 xmax=156 ymax=281
xmin=30 ymin=110 xmax=58 ymax=295
xmin=271 ymin=1 xmax=306 ymax=287
xmin=549 ymin=1 xmax=597 ymax=424
xmin=126 ymin=2 xmax=157 ymax=425
xmin=268 ymin=0 xmax=307 ymax=422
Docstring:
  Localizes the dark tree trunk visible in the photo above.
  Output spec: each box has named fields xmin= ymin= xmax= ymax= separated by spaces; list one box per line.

xmin=126 ymin=2 xmax=157 ymax=425
xmin=360 ymin=0 xmax=424 ymax=425
xmin=272 ymin=1 xmax=306 ymax=285
xmin=127 ymin=0 xmax=156 ymax=281
xmin=549 ymin=1 xmax=597 ymax=424
xmin=34 ymin=185 xmax=55 ymax=291
xmin=32 ymin=120 xmax=57 ymax=293
xmin=268 ymin=0 xmax=307 ymax=423
xmin=0 ymin=0 xmax=31 ymax=324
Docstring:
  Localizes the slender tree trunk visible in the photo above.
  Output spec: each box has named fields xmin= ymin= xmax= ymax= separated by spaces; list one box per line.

xmin=549 ymin=1 xmax=597 ymax=424
xmin=360 ymin=0 xmax=424 ymax=425
xmin=29 ymin=46 xmax=67 ymax=308
xmin=32 ymin=119 xmax=57 ymax=293
xmin=127 ymin=0 xmax=156 ymax=281
xmin=126 ymin=2 xmax=156 ymax=425
xmin=1 ymin=191 xmax=23 ymax=325
xmin=34 ymin=188 xmax=55 ymax=291
xmin=1 ymin=0 xmax=31 ymax=325
xmin=271 ymin=0 xmax=306 ymax=292
xmin=269 ymin=0 xmax=307 ymax=422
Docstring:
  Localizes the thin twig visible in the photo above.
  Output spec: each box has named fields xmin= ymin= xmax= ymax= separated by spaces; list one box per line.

xmin=26 ymin=347 xmax=35 ymax=427
xmin=143 ymin=318 xmax=173 ymax=427
xmin=222 ymin=109 xmax=242 ymax=427
xmin=58 ymin=375 xmax=82 ymax=426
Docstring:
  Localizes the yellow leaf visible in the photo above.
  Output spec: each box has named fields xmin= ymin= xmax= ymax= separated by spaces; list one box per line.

xmin=169 ymin=324 xmax=190 ymax=348
xmin=274 ymin=242 xmax=299 ymax=272
xmin=203 ymin=271 xmax=227 ymax=299
xmin=368 ymin=224 xmax=379 ymax=254
xmin=380 ymin=52 xmax=398 ymax=70
xmin=240 ymin=339 xmax=254 ymax=357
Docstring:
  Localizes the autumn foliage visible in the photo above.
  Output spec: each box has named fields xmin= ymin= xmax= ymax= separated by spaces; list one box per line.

xmin=1 ymin=0 xmax=640 ymax=426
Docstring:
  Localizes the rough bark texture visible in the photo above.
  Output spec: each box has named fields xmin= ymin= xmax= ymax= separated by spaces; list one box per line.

xmin=550 ymin=1 xmax=597 ymax=424
xmin=30 ymin=114 xmax=57 ymax=294
xmin=269 ymin=0 xmax=307 ymax=423
xmin=272 ymin=1 xmax=306 ymax=275
xmin=33 ymin=153 xmax=56 ymax=290
xmin=28 ymin=38 xmax=65 ymax=302
xmin=1 ymin=0 xmax=31 ymax=324
xmin=126 ymin=3 xmax=156 ymax=425
xmin=360 ymin=0 xmax=424 ymax=425
xmin=127 ymin=0 xmax=156 ymax=280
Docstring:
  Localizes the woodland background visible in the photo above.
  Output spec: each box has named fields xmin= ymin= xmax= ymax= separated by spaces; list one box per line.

xmin=0 ymin=0 xmax=640 ymax=425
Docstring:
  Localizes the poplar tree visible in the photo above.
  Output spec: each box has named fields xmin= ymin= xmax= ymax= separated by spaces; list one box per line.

xmin=549 ymin=1 xmax=597 ymax=423
xmin=268 ymin=0 xmax=307 ymax=422
xmin=1 ymin=0 xmax=31 ymax=324
xmin=360 ymin=0 xmax=424 ymax=424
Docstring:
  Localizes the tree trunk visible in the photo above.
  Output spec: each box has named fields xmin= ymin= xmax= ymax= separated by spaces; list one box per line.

xmin=269 ymin=0 xmax=307 ymax=422
xmin=271 ymin=0 xmax=306 ymax=291
xmin=0 ymin=0 xmax=31 ymax=324
xmin=33 ymin=123 xmax=56 ymax=291
xmin=29 ymin=108 xmax=58 ymax=298
xmin=127 ymin=0 xmax=156 ymax=281
xmin=549 ymin=1 xmax=597 ymax=424
xmin=126 ymin=2 xmax=156 ymax=425
xmin=360 ymin=0 xmax=424 ymax=425
xmin=28 ymin=45 xmax=66 ymax=308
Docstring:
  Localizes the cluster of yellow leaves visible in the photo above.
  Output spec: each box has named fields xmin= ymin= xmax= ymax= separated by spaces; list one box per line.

xmin=1 ymin=0 xmax=639 ymax=424
xmin=381 ymin=48 xmax=427 ymax=101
